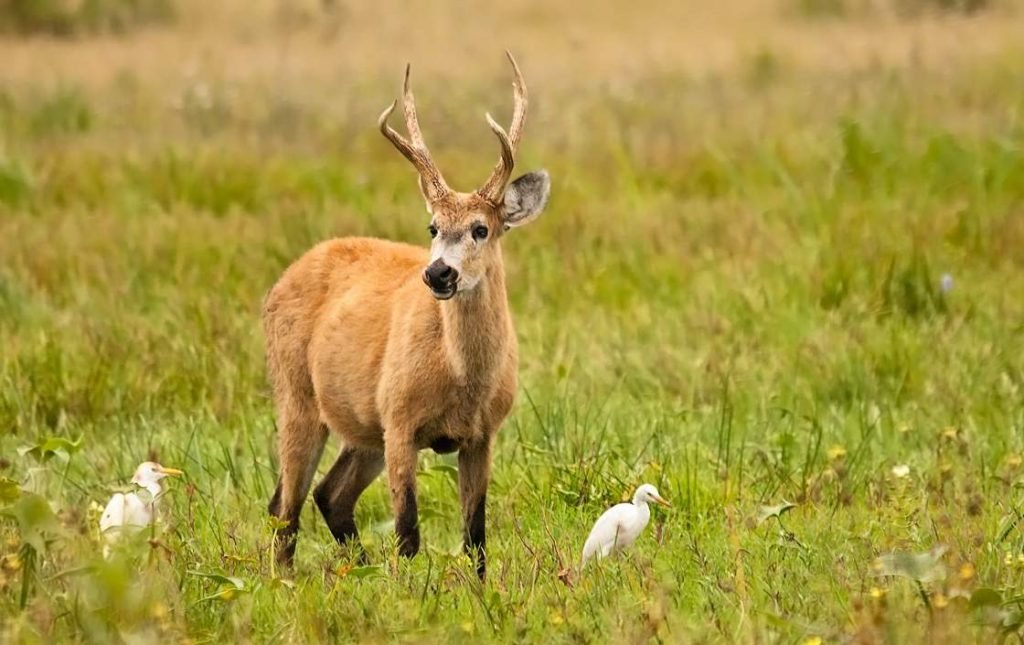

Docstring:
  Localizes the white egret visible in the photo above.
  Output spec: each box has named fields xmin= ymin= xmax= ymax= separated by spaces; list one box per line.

xmin=99 ymin=461 xmax=183 ymax=555
xmin=581 ymin=484 xmax=670 ymax=566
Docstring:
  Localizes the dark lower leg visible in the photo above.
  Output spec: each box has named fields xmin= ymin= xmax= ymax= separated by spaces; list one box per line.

xmin=313 ymin=446 xmax=384 ymax=546
xmin=459 ymin=440 xmax=492 ymax=580
xmin=465 ymin=493 xmax=487 ymax=577
xmin=395 ymin=486 xmax=419 ymax=557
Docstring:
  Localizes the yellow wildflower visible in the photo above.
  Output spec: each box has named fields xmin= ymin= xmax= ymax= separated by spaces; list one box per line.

xmin=0 ymin=554 xmax=21 ymax=572
xmin=827 ymin=446 xmax=847 ymax=461
xmin=959 ymin=563 xmax=975 ymax=581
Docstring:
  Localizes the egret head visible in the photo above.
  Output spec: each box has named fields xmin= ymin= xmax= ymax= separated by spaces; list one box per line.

xmin=633 ymin=484 xmax=671 ymax=508
xmin=130 ymin=461 xmax=184 ymax=487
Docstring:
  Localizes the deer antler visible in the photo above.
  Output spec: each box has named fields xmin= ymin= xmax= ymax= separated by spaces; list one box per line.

xmin=477 ymin=51 xmax=528 ymax=204
xmin=378 ymin=64 xmax=451 ymax=202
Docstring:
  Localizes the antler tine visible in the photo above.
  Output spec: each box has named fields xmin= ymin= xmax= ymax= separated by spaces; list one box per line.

xmin=485 ymin=112 xmax=514 ymax=184
xmin=378 ymin=64 xmax=450 ymax=201
xmin=402 ymin=64 xmax=427 ymax=148
xmin=478 ymin=51 xmax=529 ymax=203
xmin=378 ymin=101 xmax=415 ymax=164
xmin=505 ymin=50 xmax=528 ymax=151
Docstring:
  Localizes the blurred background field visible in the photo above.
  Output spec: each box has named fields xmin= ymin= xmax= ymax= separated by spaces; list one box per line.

xmin=1 ymin=0 xmax=1024 ymax=642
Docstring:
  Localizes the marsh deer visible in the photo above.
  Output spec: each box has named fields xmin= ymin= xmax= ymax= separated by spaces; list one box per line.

xmin=263 ymin=52 xmax=550 ymax=578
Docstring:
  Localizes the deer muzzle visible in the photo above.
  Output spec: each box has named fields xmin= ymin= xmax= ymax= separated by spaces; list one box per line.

xmin=423 ymin=259 xmax=459 ymax=299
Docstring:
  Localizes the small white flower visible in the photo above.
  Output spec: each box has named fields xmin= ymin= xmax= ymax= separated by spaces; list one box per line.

xmin=939 ymin=273 xmax=953 ymax=294
xmin=891 ymin=464 xmax=910 ymax=478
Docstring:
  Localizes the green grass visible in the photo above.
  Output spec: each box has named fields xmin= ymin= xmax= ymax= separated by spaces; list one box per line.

xmin=2 ymin=43 xmax=1024 ymax=643
xmin=0 ymin=0 xmax=176 ymax=37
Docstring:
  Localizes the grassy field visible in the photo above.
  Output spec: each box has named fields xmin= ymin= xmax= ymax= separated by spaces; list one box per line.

xmin=2 ymin=0 xmax=1024 ymax=642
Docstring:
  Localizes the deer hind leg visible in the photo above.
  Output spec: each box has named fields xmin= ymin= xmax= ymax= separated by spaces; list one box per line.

xmin=268 ymin=402 xmax=328 ymax=567
xmin=313 ymin=446 xmax=384 ymax=551
xmin=458 ymin=437 xmax=493 ymax=580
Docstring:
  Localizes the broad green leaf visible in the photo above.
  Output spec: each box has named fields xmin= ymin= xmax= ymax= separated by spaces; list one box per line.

xmin=6 ymin=492 xmax=62 ymax=552
xmin=873 ymin=547 xmax=947 ymax=583
xmin=1002 ymin=609 xmax=1024 ymax=631
xmin=758 ymin=501 xmax=798 ymax=524
xmin=18 ymin=436 xmax=83 ymax=464
xmin=969 ymin=588 xmax=1002 ymax=610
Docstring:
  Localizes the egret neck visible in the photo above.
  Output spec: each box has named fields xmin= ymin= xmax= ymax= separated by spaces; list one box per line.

xmin=140 ymin=480 xmax=163 ymax=499
xmin=631 ymin=490 xmax=653 ymax=520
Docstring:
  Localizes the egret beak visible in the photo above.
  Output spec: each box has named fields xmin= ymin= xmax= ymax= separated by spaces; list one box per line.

xmin=158 ymin=466 xmax=184 ymax=477
xmin=652 ymin=494 xmax=671 ymax=508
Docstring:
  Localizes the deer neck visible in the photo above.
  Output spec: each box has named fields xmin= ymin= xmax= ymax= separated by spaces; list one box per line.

xmin=439 ymin=248 xmax=510 ymax=385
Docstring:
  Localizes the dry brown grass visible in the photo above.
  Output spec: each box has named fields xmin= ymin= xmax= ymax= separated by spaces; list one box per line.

xmin=1 ymin=0 xmax=1021 ymax=90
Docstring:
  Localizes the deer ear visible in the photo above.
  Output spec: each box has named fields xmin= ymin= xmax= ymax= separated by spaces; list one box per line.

xmin=502 ymin=170 xmax=550 ymax=229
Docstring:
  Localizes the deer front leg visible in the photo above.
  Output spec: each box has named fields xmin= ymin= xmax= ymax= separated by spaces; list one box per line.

xmin=458 ymin=437 xmax=492 ymax=580
xmin=384 ymin=429 xmax=420 ymax=558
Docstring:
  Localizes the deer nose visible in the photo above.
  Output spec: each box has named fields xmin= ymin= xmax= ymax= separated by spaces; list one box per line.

xmin=423 ymin=260 xmax=458 ymax=290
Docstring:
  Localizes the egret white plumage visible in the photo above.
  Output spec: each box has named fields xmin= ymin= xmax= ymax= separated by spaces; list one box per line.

xmin=581 ymin=484 xmax=670 ymax=566
xmin=99 ymin=461 xmax=183 ymax=556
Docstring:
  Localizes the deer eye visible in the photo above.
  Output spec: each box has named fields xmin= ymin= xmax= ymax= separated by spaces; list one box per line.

xmin=472 ymin=225 xmax=489 ymax=241
xmin=428 ymin=225 xmax=438 ymax=239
